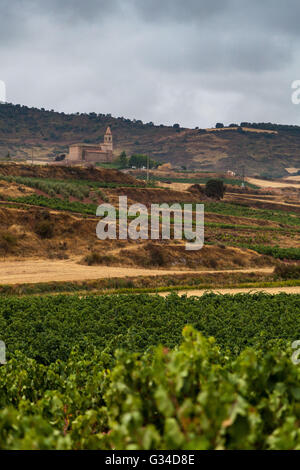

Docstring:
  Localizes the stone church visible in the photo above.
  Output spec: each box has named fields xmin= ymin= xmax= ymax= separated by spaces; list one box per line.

xmin=67 ymin=126 xmax=113 ymax=164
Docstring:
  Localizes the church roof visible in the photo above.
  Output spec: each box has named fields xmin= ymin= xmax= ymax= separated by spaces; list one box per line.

xmin=105 ymin=126 xmax=112 ymax=135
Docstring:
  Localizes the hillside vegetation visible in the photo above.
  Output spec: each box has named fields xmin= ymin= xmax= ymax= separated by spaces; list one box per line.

xmin=0 ymin=163 xmax=299 ymax=264
xmin=1 ymin=103 xmax=300 ymax=176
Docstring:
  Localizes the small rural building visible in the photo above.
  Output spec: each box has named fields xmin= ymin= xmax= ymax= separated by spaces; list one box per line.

xmin=67 ymin=126 xmax=113 ymax=164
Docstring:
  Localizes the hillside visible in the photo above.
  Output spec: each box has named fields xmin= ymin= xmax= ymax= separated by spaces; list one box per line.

xmin=0 ymin=162 xmax=139 ymax=184
xmin=0 ymin=103 xmax=300 ymax=177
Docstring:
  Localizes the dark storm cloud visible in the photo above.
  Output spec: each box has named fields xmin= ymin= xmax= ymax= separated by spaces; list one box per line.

xmin=0 ymin=0 xmax=300 ymax=127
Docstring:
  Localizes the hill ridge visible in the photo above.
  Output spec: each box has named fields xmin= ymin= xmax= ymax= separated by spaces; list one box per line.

xmin=0 ymin=102 xmax=299 ymax=177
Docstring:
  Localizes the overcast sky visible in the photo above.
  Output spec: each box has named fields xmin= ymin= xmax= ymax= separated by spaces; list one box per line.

xmin=1 ymin=0 xmax=300 ymax=128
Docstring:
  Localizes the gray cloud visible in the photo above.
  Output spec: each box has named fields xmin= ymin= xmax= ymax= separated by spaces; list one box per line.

xmin=0 ymin=0 xmax=300 ymax=127
xmin=130 ymin=0 xmax=230 ymax=23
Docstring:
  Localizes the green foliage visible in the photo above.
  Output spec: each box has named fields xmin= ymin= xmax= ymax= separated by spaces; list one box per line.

xmin=246 ymin=245 xmax=300 ymax=260
xmin=83 ymin=252 xmax=116 ymax=266
xmin=0 ymin=293 xmax=299 ymax=364
xmin=218 ymin=243 xmax=300 ymax=261
xmin=6 ymin=194 xmax=97 ymax=215
xmin=0 ymin=175 xmax=143 ymax=199
xmin=102 ymin=328 xmax=300 ymax=450
xmin=0 ymin=327 xmax=300 ymax=449
xmin=205 ymin=179 xmax=226 ymax=199
xmin=136 ymin=174 xmax=257 ymax=188
xmin=116 ymin=150 xmax=128 ymax=168
xmin=0 ymin=288 xmax=299 ymax=449
xmin=129 ymin=154 xmax=159 ymax=169
xmin=199 ymin=202 xmax=300 ymax=227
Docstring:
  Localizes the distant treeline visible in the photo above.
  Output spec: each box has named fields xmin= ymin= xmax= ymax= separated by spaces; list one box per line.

xmin=239 ymin=122 xmax=300 ymax=133
xmin=0 ymin=102 xmax=169 ymax=129
xmin=2 ymin=102 xmax=299 ymax=134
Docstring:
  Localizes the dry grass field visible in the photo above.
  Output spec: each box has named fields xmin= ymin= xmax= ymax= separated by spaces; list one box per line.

xmin=246 ymin=177 xmax=300 ymax=189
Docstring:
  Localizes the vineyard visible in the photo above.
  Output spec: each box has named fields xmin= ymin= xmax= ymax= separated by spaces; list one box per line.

xmin=0 ymin=164 xmax=298 ymax=450
xmin=241 ymin=245 xmax=300 ymax=260
xmin=0 ymin=293 xmax=300 ymax=449
xmin=0 ymin=175 xmax=143 ymax=193
xmin=136 ymin=174 xmax=258 ymax=189
xmin=199 ymin=202 xmax=300 ymax=227
xmin=1 ymin=0 xmax=300 ymax=453
xmin=7 ymin=194 xmax=97 ymax=215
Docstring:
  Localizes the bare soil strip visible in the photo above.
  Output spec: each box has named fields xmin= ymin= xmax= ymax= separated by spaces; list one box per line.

xmin=246 ymin=177 xmax=300 ymax=189
xmin=159 ymin=286 xmax=300 ymax=297
xmin=0 ymin=259 xmax=274 ymax=285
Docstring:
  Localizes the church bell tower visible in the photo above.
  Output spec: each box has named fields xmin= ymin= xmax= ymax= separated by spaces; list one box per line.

xmin=104 ymin=126 xmax=113 ymax=151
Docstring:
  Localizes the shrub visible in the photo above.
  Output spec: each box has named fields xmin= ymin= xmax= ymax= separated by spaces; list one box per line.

xmin=96 ymin=189 xmax=108 ymax=202
xmin=0 ymin=232 xmax=17 ymax=252
xmin=204 ymin=257 xmax=218 ymax=269
xmin=35 ymin=221 xmax=54 ymax=239
xmin=83 ymin=252 xmax=116 ymax=266
xmin=274 ymin=263 xmax=300 ymax=280
xmin=205 ymin=179 xmax=226 ymax=200
xmin=146 ymin=243 xmax=167 ymax=266
xmin=188 ymin=183 xmax=205 ymax=196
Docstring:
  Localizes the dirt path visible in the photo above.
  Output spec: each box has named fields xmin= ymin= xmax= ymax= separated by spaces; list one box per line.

xmin=284 ymin=176 xmax=300 ymax=182
xmin=159 ymin=286 xmax=300 ymax=297
xmin=0 ymin=259 xmax=274 ymax=285
xmin=246 ymin=177 xmax=300 ymax=189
